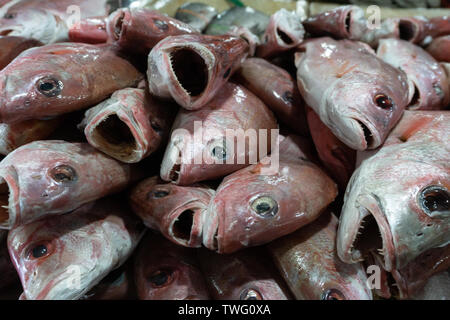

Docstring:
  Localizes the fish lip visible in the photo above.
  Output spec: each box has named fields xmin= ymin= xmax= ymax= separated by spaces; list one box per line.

xmin=201 ymin=201 xmax=220 ymax=252
xmin=160 ymin=136 xmax=184 ymax=184
xmin=341 ymin=194 xmax=396 ymax=272
xmin=167 ymin=202 xmax=206 ymax=248
xmin=0 ymin=166 xmax=20 ymax=229
xmin=163 ymin=42 xmax=214 ymax=109
xmin=84 ymin=108 xmax=143 ymax=163
xmin=349 ymin=117 xmax=381 ymax=151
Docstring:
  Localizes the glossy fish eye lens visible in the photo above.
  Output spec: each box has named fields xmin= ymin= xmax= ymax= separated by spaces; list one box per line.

xmin=251 ymin=196 xmax=278 ymax=218
xmin=37 ymin=77 xmax=63 ymax=97
xmin=153 ymin=18 xmax=168 ymax=31
xmin=322 ymin=289 xmax=346 ymax=300
xmin=420 ymin=186 xmax=450 ymax=215
xmin=28 ymin=243 xmax=50 ymax=259
xmin=374 ymin=94 xmax=393 ymax=110
xmin=3 ymin=12 xmax=16 ymax=19
xmin=149 ymin=190 xmax=170 ymax=199
xmin=50 ymin=165 xmax=77 ymax=183
xmin=148 ymin=269 xmax=174 ymax=287
xmin=240 ymin=288 xmax=262 ymax=300
xmin=211 ymin=145 xmax=227 ymax=160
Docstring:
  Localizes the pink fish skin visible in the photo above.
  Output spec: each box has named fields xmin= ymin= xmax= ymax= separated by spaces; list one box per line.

xmin=235 ymin=57 xmax=308 ymax=137
xmin=0 ymin=118 xmax=62 ymax=155
xmin=202 ymin=135 xmax=337 ymax=254
xmin=147 ymin=34 xmax=249 ymax=110
xmin=377 ymin=39 xmax=450 ymax=110
xmin=0 ymin=230 xmax=18 ymax=289
xmin=306 ymin=107 xmax=356 ymax=190
xmin=107 ymin=8 xmax=197 ymax=55
xmin=337 ymin=111 xmax=450 ymax=272
xmin=0 ymin=140 xmax=133 ymax=229
xmin=0 ymin=43 xmax=142 ymax=124
xmin=160 ymin=82 xmax=277 ymax=186
xmin=427 ymin=35 xmax=450 ymax=63
xmin=256 ymin=9 xmax=304 ymax=59
xmin=7 ymin=199 xmax=144 ymax=300
xmin=69 ymin=17 xmax=108 ymax=44
xmin=295 ymin=37 xmax=411 ymax=151
xmin=269 ymin=212 xmax=372 ymax=300
xmin=81 ymin=87 xmax=177 ymax=163
xmin=197 ymin=247 xmax=291 ymax=300
xmin=129 ymin=176 xmax=214 ymax=248
xmin=303 ymin=5 xmax=357 ymax=39
xmin=134 ymin=233 xmax=210 ymax=300
xmin=0 ymin=36 xmax=42 ymax=70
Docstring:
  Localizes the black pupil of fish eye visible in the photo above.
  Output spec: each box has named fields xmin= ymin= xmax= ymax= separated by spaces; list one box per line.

xmin=152 ymin=190 xmax=169 ymax=198
xmin=322 ymin=289 xmax=344 ymax=300
xmin=422 ymin=188 xmax=450 ymax=213
xmin=374 ymin=94 xmax=393 ymax=109
xmin=256 ymin=202 xmax=271 ymax=213
xmin=32 ymin=245 xmax=48 ymax=258
xmin=149 ymin=270 xmax=169 ymax=286
xmin=38 ymin=78 xmax=61 ymax=97
xmin=212 ymin=146 xmax=226 ymax=160
xmin=4 ymin=13 xmax=15 ymax=19
xmin=51 ymin=165 xmax=77 ymax=183
xmin=40 ymin=82 xmax=54 ymax=92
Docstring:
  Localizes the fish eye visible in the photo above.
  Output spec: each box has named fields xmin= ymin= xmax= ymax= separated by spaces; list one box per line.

xmin=27 ymin=242 xmax=51 ymax=260
xmin=322 ymin=289 xmax=346 ymax=300
xmin=211 ymin=143 xmax=227 ymax=161
xmin=148 ymin=189 xmax=170 ymax=199
xmin=150 ymin=120 xmax=163 ymax=135
xmin=240 ymin=288 xmax=263 ymax=300
xmin=419 ymin=186 xmax=450 ymax=216
xmin=374 ymin=94 xmax=394 ymax=110
xmin=3 ymin=12 xmax=16 ymax=19
xmin=152 ymin=18 xmax=168 ymax=31
xmin=250 ymin=196 xmax=278 ymax=218
xmin=37 ymin=77 xmax=63 ymax=97
xmin=50 ymin=165 xmax=78 ymax=183
xmin=147 ymin=269 xmax=174 ymax=288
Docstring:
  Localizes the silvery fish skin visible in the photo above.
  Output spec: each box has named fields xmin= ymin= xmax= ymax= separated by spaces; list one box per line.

xmin=147 ymin=34 xmax=249 ymax=110
xmin=134 ymin=233 xmax=210 ymax=300
xmin=69 ymin=17 xmax=108 ymax=44
xmin=0 ymin=36 xmax=42 ymax=70
xmin=107 ymin=8 xmax=197 ymax=55
xmin=80 ymin=87 xmax=176 ymax=163
xmin=0 ymin=140 xmax=133 ymax=229
xmin=8 ymin=199 xmax=144 ymax=300
xmin=377 ymin=39 xmax=450 ymax=110
xmin=427 ymin=35 xmax=450 ymax=63
xmin=202 ymin=135 xmax=338 ymax=254
xmin=268 ymin=212 xmax=373 ymax=300
xmin=129 ymin=176 xmax=215 ymax=248
xmin=337 ymin=111 xmax=450 ymax=272
xmin=0 ymin=118 xmax=62 ymax=156
xmin=0 ymin=43 xmax=142 ymax=124
xmin=175 ymin=2 xmax=218 ymax=32
xmin=0 ymin=0 xmax=110 ymax=44
xmin=160 ymin=82 xmax=277 ymax=186
xmin=235 ymin=57 xmax=308 ymax=137
xmin=306 ymin=107 xmax=356 ymax=191
xmin=0 ymin=230 xmax=17 ymax=289
xmin=295 ymin=37 xmax=411 ymax=151
xmin=256 ymin=9 xmax=304 ymax=59
xmin=205 ymin=6 xmax=269 ymax=38
xmin=197 ymin=247 xmax=291 ymax=300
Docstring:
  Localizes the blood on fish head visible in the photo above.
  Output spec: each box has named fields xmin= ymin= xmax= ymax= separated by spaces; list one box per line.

xmin=338 ymin=153 xmax=450 ymax=272
xmin=0 ymin=8 xmax=68 ymax=44
xmin=325 ymin=72 xmax=405 ymax=151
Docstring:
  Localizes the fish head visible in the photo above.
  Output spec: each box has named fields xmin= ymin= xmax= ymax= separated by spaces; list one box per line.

xmin=338 ymin=148 xmax=450 ymax=271
xmin=0 ymin=8 xmax=68 ymax=43
xmin=0 ymin=44 xmax=89 ymax=123
xmin=326 ymin=71 xmax=407 ymax=150
xmin=0 ymin=141 xmax=99 ymax=228
xmin=7 ymin=205 xmax=109 ymax=300
xmin=134 ymin=234 xmax=208 ymax=300
xmin=129 ymin=177 xmax=213 ymax=247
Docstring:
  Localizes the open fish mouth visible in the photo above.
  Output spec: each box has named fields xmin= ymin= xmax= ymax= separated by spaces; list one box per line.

xmin=110 ymin=9 xmax=130 ymax=41
xmin=86 ymin=111 xmax=140 ymax=163
xmin=168 ymin=203 xmax=205 ymax=247
xmin=160 ymin=136 xmax=184 ymax=184
xmin=351 ymin=118 xmax=380 ymax=150
xmin=165 ymin=43 xmax=212 ymax=106
xmin=397 ymin=19 xmax=419 ymax=42
xmin=343 ymin=195 xmax=396 ymax=271
xmin=0 ymin=166 xmax=19 ymax=229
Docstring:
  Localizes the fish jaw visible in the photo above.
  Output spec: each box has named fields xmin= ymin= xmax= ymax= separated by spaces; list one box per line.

xmin=0 ymin=165 xmax=20 ymax=229
xmin=167 ymin=203 xmax=206 ymax=248
xmin=160 ymin=133 xmax=188 ymax=185
xmin=148 ymin=38 xmax=215 ymax=110
xmin=337 ymin=192 xmax=396 ymax=272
